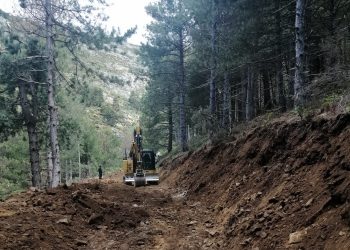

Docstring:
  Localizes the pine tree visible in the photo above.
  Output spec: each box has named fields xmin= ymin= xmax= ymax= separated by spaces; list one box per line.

xmin=0 ymin=34 xmax=46 ymax=187
xmin=18 ymin=0 xmax=133 ymax=187
xmin=294 ymin=0 xmax=306 ymax=110
xmin=143 ymin=0 xmax=192 ymax=152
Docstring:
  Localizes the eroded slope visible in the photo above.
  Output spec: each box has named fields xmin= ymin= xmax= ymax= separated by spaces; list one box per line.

xmin=160 ymin=113 xmax=350 ymax=249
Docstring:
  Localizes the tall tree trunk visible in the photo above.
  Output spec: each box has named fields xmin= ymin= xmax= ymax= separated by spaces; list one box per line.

xmin=286 ymin=62 xmax=295 ymax=109
xmin=275 ymin=0 xmax=287 ymax=112
xmin=327 ymin=0 xmax=338 ymax=67
xmin=241 ymin=69 xmax=247 ymax=121
xmin=65 ymin=161 xmax=68 ymax=185
xmin=167 ymin=101 xmax=173 ymax=153
xmin=294 ymin=0 xmax=307 ymax=108
xmin=261 ymin=69 xmax=272 ymax=110
xmin=222 ymin=70 xmax=232 ymax=131
xmin=70 ymin=160 xmax=72 ymax=183
xmin=246 ymin=65 xmax=254 ymax=121
xmin=19 ymin=81 xmax=41 ymax=187
xmin=255 ymin=74 xmax=261 ymax=115
xmin=47 ymin=150 xmax=53 ymax=187
xmin=257 ymin=76 xmax=263 ymax=114
xmin=46 ymin=0 xmax=60 ymax=187
xmin=344 ymin=33 xmax=348 ymax=65
xmin=78 ymin=141 xmax=81 ymax=180
xmin=178 ymin=28 xmax=188 ymax=152
xmin=209 ymin=0 xmax=218 ymax=120
xmin=234 ymin=84 xmax=239 ymax=123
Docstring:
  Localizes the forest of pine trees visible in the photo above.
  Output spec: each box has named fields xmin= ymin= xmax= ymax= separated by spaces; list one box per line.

xmin=0 ymin=0 xmax=135 ymax=196
xmin=0 ymin=0 xmax=350 ymax=197
xmin=140 ymin=0 xmax=350 ymax=153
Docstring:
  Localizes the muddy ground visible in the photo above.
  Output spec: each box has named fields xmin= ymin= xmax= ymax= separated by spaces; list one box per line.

xmin=1 ymin=113 xmax=350 ymax=249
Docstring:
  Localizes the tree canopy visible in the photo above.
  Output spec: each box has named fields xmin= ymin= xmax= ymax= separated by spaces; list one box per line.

xmin=1 ymin=0 xmax=350 ymax=197
xmin=140 ymin=0 xmax=350 ymax=152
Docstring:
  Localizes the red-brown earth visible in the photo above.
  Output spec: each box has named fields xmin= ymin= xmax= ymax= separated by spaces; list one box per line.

xmin=1 ymin=113 xmax=350 ymax=249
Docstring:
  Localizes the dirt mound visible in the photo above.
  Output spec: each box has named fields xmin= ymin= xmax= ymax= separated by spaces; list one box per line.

xmin=160 ymin=113 xmax=350 ymax=249
xmin=0 ymin=179 xmax=154 ymax=249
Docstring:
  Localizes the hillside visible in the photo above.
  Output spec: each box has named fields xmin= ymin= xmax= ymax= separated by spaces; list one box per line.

xmin=0 ymin=8 xmax=146 ymax=197
xmin=77 ymin=43 xmax=146 ymax=149
xmin=160 ymin=112 xmax=350 ymax=249
xmin=1 ymin=112 xmax=349 ymax=249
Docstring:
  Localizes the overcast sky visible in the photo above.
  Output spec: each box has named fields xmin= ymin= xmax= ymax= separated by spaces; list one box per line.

xmin=0 ymin=0 xmax=155 ymax=45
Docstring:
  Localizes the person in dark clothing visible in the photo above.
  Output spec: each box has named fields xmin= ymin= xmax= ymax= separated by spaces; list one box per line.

xmin=98 ymin=165 xmax=103 ymax=179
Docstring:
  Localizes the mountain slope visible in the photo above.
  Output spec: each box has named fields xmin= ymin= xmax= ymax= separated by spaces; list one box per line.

xmin=79 ymin=43 xmax=146 ymax=149
xmin=0 ymin=9 xmax=147 ymax=196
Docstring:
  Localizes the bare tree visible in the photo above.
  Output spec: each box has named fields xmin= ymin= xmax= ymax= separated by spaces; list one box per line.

xmin=275 ymin=0 xmax=286 ymax=112
xmin=246 ymin=65 xmax=254 ymax=121
xmin=44 ymin=0 xmax=60 ymax=187
xmin=222 ymin=70 xmax=232 ymax=129
xmin=178 ymin=25 xmax=188 ymax=151
xmin=294 ymin=0 xmax=307 ymax=109
xmin=209 ymin=0 xmax=218 ymax=119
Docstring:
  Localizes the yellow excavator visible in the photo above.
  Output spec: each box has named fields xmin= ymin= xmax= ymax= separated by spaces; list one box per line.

xmin=122 ymin=125 xmax=159 ymax=187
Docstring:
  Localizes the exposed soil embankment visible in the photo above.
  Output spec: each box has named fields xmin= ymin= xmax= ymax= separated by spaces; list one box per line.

xmin=0 ymin=113 xmax=350 ymax=249
xmin=160 ymin=113 xmax=350 ymax=249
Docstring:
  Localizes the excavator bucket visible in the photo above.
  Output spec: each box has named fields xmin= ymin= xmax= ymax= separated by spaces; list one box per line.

xmin=123 ymin=174 xmax=159 ymax=186
xmin=145 ymin=175 xmax=159 ymax=184
xmin=134 ymin=176 xmax=146 ymax=187
xmin=133 ymin=169 xmax=146 ymax=187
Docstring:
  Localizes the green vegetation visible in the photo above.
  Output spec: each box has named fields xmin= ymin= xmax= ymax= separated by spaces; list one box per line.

xmin=1 ymin=0 xmax=350 ymax=198
xmin=139 ymin=0 xmax=350 ymax=155
xmin=0 ymin=5 xmax=142 ymax=198
xmin=0 ymin=133 xmax=29 ymax=199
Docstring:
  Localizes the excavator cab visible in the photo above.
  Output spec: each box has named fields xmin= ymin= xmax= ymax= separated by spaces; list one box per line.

xmin=141 ymin=150 xmax=156 ymax=170
xmin=140 ymin=149 xmax=158 ymax=185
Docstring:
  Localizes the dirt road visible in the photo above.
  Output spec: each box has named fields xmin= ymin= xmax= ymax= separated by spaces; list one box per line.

xmin=0 ymin=173 xmax=223 ymax=250
xmin=1 ymin=113 xmax=350 ymax=250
